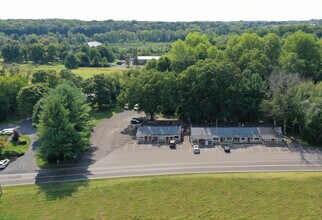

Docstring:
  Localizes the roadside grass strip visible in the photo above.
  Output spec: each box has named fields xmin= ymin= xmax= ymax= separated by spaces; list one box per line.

xmin=0 ymin=172 xmax=321 ymax=220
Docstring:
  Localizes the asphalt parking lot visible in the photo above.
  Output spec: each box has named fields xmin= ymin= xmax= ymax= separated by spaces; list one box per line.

xmin=1 ymin=111 xmax=322 ymax=186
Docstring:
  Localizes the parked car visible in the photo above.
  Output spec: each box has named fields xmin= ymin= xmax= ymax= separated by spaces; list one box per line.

xmin=222 ymin=144 xmax=231 ymax=153
xmin=193 ymin=145 xmax=200 ymax=154
xmin=0 ymin=159 xmax=10 ymax=169
xmin=134 ymin=103 xmax=139 ymax=111
xmin=169 ymin=140 xmax=176 ymax=149
xmin=131 ymin=117 xmax=142 ymax=124
xmin=0 ymin=128 xmax=15 ymax=135
xmin=124 ymin=103 xmax=130 ymax=110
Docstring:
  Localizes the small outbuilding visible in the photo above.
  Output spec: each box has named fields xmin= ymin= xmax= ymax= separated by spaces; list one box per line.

xmin=87 ymin=41 xmax=102 ymax=47
xmin=136 ymin=126 xmax=182 ymax=144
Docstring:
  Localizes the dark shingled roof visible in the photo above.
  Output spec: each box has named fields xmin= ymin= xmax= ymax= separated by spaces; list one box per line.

xmin=136 ymin=126 xmax=181 ymax=137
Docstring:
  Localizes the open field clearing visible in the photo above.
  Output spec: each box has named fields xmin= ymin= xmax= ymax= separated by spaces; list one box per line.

xmin=0 ymin=62 xmax=129 ymax=79
xmin=0 ymin=172 xmax=321 ymax=219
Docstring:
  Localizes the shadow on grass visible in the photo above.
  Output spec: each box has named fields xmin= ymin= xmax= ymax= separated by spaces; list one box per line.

xmin=35 ymin=145 xmax=96 ymax=200
xmin=36 ymin=179 xmax=89 ymax=200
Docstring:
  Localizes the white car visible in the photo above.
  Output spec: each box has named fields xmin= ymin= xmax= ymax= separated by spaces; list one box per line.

xmin=134 ymin=103 xmax=139 ymax=111
xmin=124 ymin=103 xmax=130 ymax=110
xmin=0 ymin=159 xmax=10 ymax=169
xmin=193 ymin=145 xmax=200 ymax=154
xmin=0 ymin=128 xmax=15 ymax=135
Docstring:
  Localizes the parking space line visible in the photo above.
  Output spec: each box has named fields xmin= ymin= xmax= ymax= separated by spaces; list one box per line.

xmin=276 ymin=145 xmax=281 ymax=151
xmin=257 ymin=145 xmax=262 ymax=152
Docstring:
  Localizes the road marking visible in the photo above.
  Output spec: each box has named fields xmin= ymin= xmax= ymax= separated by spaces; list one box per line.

xmin=257 ymin=145 xmax=263 ymax=152
xmin=2 ymin=164 xmax=322 ymax=184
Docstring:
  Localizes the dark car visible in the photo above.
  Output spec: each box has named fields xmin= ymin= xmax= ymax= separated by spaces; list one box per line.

xmin=222 ymin=144 xmax=231 ymax=153
xmin=131 ymin=118 xmax=141 ymax=124
xmin=169 ymin=140 xmax=176 ymax=149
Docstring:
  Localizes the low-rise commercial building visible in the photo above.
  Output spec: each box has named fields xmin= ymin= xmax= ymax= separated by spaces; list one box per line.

xmin=136 ymin=126 xmax=183 ymax=144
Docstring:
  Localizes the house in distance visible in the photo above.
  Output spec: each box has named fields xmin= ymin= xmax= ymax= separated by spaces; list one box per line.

xmin=87 ymin=41 xmax=102 ymax=47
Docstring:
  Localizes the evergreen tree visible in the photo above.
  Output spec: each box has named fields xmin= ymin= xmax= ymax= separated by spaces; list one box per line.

xmin=38 ymin=83 xmax=91 ymax=162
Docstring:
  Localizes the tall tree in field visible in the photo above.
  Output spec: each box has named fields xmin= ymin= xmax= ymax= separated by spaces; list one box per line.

xmin=64 ymin=53 xmax=79 ymax=69
xmin=29 ymin=43 xmax=45 ymax=63
xmin=38 ymin=83 xmax=91 ymax=162
xmin=46 ymin=43 xmax=58 ymax=63
xmin=1 ymin=42 xmax=23 ymax=62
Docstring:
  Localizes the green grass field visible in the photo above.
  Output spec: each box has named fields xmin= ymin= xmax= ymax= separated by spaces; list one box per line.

xmin=0 ymin=62 xmax=129 ymax=79
xmin=0 ymin=172 xmax=321 ymax=219
xmin=72 ymin=67 xmax=127 ymax=78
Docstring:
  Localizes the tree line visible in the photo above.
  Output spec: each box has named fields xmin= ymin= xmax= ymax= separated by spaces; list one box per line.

xmin=1 ymin=19 xmax=321 ymax=69
xmin=119 ymin=31 xmax=322 ymax=144
xmin=1 ymin=19 xmax=320 ymax=38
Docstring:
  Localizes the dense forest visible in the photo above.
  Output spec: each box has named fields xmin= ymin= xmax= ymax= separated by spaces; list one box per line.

xmin=0 ymin=19 xmax=322 ymax=68
xmin=0 ymin=19 xmax=322 ymax=161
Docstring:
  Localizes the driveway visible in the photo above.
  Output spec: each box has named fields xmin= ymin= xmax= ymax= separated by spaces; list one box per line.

xmin=0 ymin=118 xmax=39 ymax=174
xmin=81 ymin=110 xmax=143 ymax=163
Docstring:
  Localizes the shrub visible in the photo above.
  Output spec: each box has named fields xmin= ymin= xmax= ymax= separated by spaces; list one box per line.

xmin=18 ymin=140 xmax=27 ymax=145
xmin=12 ymin=129 xmax=20 ymax=142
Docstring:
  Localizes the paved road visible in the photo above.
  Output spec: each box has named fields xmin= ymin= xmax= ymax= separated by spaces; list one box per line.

xmin=1 ymin=111 xmax=322 ymax=186
xmin=1 ymin=158 xmax=322 ymax=186
xmin=0 ymin=118 xmax=39 ymax=174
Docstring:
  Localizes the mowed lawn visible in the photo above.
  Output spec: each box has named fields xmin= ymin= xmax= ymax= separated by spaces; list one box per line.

xmin=0 ymin=62 xmax=129 ymax=78
xmin=0 ymin=173 xmax=321 ymax=219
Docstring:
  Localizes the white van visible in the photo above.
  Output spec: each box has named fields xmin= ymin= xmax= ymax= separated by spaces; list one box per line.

xmin=0 ymin=128 xmax=15 ymax=135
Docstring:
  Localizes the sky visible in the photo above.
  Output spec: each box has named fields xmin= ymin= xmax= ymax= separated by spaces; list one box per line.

xmin=1 ymin=0 xmax=321 ymax=22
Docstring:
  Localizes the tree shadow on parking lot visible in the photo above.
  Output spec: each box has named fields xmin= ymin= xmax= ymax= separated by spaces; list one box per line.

xmin=285 ymin=139 xmax=322 ymax=164
xmin=120 ymin=125 xmax=137 ymax=140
